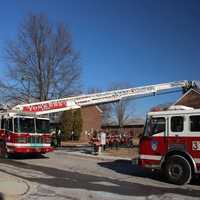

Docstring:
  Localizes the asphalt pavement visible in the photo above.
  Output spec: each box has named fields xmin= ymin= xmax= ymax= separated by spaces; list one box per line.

xmin=0 ymin=147 xmax=200 ymax=200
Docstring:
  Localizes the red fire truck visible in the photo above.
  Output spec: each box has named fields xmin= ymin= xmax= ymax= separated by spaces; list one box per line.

xmin=135 ymin=105 xmax=200 ymax=185
xmin=0 ymin=80 xmax=198 ymax=161
xmin=0 ymin=112 xmax=53 ymax=158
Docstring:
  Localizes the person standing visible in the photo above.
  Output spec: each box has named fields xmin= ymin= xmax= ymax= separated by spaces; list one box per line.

xmin=100 ymin=130 xmax=106 ymax=151
xmin=50 ymin=130 xmax=57 ymax=147
xmin=90 ymin=130 xmax=99 ymax=154
xmin=113 ymin=132 xmax=120 ymax=150
xmin=56 ymin=129 xmax=62 ymax=147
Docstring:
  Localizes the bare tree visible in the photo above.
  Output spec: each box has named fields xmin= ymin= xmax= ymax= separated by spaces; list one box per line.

xmin=109 ymin=83 xmax=133 ymax=128
xmin=114 ymin=100 xmax=129 ymax=128
xmin=88 ymin=84 xmax=133 ymax=127
xmin=2 ymin=13 xmax=81 ymax=104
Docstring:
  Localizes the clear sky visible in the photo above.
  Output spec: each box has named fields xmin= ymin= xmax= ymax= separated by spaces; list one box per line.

xmin=0 ymin=0 xmax=199 ymax=117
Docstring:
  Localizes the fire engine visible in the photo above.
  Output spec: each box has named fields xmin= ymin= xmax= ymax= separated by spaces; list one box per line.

xmin=0 ymin=112 xmax=53 ymax=157
xmin=0 ymin=80 xmax=198 ymax=170
xmin=135 ymin=105 xmax=200 ymax=185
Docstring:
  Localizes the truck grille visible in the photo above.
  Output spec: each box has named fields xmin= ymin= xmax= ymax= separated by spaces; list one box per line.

xmin=28 ymin=136 xmax=43 ymax=144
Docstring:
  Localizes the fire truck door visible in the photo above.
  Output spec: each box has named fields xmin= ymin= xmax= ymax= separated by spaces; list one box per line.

xmin=167 ymin=116 xmax=187 ymax=151
xmin=140 ymin=117 xmax=168 ymax=165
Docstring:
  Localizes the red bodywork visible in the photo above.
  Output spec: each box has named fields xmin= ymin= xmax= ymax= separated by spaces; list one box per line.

xmin=137 ymin=109 xmax=200 ymax=174
xmin=0 ymin=129 xmax=53 ymax=155
xmin=139 ymin=135 xmax=200 ymax=172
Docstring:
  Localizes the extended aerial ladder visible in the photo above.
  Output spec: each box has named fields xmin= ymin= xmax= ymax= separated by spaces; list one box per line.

xmin=13 ymin=80 xmax=198 ymax=115
xmin=0 ymin=80 xmax=198 ymax=158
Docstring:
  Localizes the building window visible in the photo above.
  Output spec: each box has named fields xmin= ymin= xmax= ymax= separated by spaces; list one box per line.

xmin=171 ymin=116 xmax=184 ymax=132
xmin=190 ymin=116 xmax=200 ymax=132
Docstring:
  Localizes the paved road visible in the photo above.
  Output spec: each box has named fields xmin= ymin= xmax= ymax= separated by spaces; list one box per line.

xmin=0 ymin=149 xmax=200 ymax=200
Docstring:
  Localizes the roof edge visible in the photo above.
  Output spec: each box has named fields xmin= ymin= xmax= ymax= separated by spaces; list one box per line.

xmin=173 ymin=88 xmax=200 ymax=106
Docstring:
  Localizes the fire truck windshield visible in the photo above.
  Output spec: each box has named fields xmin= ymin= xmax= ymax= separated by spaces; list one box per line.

xmin=144 ymin=117 xmax=166 ymax=136
xmin=14 ymin=117 xmax=50 ymax=134
xmin=14 ymin=117 xmax=35 ymax=133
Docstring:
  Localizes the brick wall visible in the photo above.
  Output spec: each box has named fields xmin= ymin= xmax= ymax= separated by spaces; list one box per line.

xmin=80 ymin=106 xmax=102 ymax=141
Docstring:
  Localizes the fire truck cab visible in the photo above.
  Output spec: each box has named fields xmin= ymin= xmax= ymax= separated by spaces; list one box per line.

xmin=137 ymin=105 xmax=200 ymax=185
xmin=0 ymin=112 xmax=53 ymax=158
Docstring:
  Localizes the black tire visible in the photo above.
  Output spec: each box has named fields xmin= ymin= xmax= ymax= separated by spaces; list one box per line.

xmin=0 ymin=141 xmax=9 ymax=159
xmin=164 ymin=155 xmax=191 ymax=185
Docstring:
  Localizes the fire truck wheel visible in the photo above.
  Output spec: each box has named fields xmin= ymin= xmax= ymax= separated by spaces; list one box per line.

xmin=0 ymin=141 xmax=9 ymax=159
xmin=164 ymin=155 xmax=191 ymax=185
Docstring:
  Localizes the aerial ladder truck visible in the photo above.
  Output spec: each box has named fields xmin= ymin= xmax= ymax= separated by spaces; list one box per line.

xmin=0 ymin=80 xmax=199 ymax=184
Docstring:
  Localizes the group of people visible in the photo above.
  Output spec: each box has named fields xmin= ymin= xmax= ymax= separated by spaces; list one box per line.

xmin=50 ymin=128 xmax=134 ymax=151
xmin=89 ymin=130 xmax=106 ymax=154
xmin=89 ymin=130 xmax=134 ymax=154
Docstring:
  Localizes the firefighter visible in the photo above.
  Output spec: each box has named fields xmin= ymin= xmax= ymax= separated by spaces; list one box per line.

xmin=108 ymin=133 xmax=114 ymax=149
xmin=90 ymin=130 xmax=100 ymax=154
xmin=113 ymin=133 xmax=120 ymax=150
xmin=50 ymin=130 xmax=57 ymax=147
xmin=127 ymin=133 xmax=133 ymax=148
xmin=56 ymin=129 xmax=62 ymax=147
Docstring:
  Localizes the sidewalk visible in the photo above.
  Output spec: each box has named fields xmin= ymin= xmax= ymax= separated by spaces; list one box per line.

xmin=57 ymin=141 xmax=137 ymax=161
xmin=0 ymin=171 xmax=29 ymax=200
xmin=55 ymin=149 xmax=132 ymax=161
xmin=61 ymin=141 xmax=89 ymax=147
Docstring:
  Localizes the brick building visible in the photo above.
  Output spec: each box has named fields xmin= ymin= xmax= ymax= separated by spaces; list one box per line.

xmin=80 ymin=106 xmax=102 ymax=141
xmin=101 ymin=119 xmax=145 ymax=138
xmin=50 ymin=105 xmax=102 ymax=142
xmin=174 ymin=88 xmax=200 ymax=108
